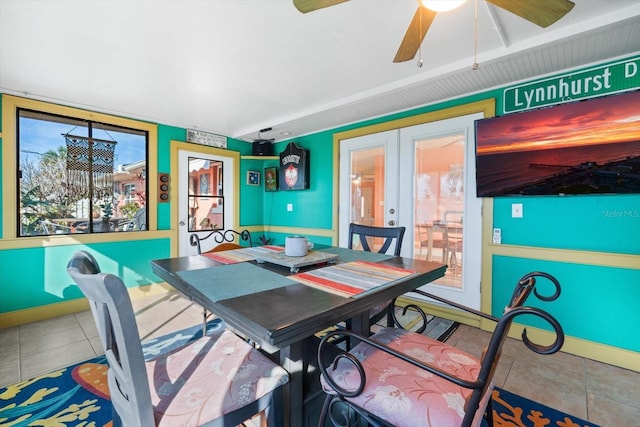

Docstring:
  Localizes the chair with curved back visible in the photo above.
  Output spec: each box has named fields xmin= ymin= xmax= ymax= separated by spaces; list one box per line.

xmin=190 ymin=228 xmax=253 ymax=334
xmin=67 ymin=250 xmax=288 ymax=427
xmin=348 ymin=223 xmax=405 ymax=258
xmin=189 ymin=228 xmax=253 ymax=254
xmin=347 ymin=223 xmax=407 ymax=328
xmin=317 ymin=271 xmax=565 ymax=427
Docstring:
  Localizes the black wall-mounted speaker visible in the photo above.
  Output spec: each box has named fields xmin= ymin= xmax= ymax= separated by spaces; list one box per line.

xmin=158 ymin=173 xmax=170 ymax=202
xmin=252 ymin=139 xmax=273 ymax=156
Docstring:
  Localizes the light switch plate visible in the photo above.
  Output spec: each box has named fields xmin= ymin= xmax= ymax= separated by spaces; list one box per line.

xmin=512 ymin=203 xmax=523 ymax=218
xmin=492 ymin=228 xmax=502 ymax=244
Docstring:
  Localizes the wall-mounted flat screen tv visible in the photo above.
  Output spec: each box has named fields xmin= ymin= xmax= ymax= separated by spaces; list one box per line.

xmin=475 ymin=90 xmax=640 ymax=197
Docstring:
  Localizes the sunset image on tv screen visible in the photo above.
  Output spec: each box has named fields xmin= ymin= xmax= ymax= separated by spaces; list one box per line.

xmin=475 ymin=90 xmax=640 ymax=196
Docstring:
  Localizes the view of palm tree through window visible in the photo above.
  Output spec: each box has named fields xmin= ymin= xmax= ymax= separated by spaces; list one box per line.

xmin=18 ymin=109 xmax=148 ymax=236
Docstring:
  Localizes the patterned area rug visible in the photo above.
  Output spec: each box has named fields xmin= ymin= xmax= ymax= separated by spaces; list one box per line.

xmin=0 ymin=318 xmax=599 ymax=427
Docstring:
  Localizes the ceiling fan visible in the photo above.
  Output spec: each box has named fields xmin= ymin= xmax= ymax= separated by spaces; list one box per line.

xmin=293 ymin=0 xmax=575 ymax=63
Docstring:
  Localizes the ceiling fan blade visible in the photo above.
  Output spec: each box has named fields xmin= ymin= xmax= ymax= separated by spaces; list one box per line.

xmin=393 ymin=6 xmax=437 ymax=63
xmin=487 ymin=0 xmax=575 ymax=28
xmin=293 ymin=0 xmax=349 ymax=13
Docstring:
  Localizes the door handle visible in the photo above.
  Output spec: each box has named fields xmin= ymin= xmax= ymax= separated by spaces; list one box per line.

xmin=388 ymin=220 xmax=396 ymax=226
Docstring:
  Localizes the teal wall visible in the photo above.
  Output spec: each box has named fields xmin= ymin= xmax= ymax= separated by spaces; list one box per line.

xmin=1 ymin=239 xmax=169 ymax=312
xmin=157 ymin=125 xmax=186 ymax=230
xmin=492 ymin=255 xmax=640 ymax=352
xmin=493 ymin=195 xmax=640 ymax=254
xmin=0 ymin=95 xmax=3 ymax=238
xmin=263 ymin=134 xmax=335 ymax=230
xmin=1 ymin=55 xmax=639 ymax=359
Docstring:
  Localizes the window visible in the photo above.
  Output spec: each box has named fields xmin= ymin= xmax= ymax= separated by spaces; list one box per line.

xmin=123 ymin=183 xmax=136 ymax=198
xmin=17 ymin=109 xmax=148 ymax=236
xmin=199 ymin=173 xmax=210 ymax=194
xmin=187 ymin=156 xmax=224 ymax=231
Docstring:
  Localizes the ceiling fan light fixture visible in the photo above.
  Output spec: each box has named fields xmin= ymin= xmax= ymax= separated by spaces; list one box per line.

xmin=421 ymin=0 xmax=465 ymax=13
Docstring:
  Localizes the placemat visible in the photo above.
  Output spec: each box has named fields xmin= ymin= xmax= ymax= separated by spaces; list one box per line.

xmin=319 ymin=246 xmax=395 ymax=263
xmin=202 ymin=245 xmax=284 ymax=264
xmin=290 ymin=261 xmax=416 ymax=297
xmin=177 ymin=262 xmax=296 ymax=301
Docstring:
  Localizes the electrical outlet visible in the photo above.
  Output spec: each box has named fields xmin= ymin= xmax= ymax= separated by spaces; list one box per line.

xmin=512 ymin=203 xmax=523 ymax=218
xmin=287 ymin=203 xmax=293 ymax=212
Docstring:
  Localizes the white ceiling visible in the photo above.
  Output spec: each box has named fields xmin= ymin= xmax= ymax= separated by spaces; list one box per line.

xmin=2 ymin=0 xmax=640 ymax=144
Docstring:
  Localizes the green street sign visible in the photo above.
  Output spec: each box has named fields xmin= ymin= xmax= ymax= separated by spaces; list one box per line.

xmin=503 ymin=56 xmax=640 ymax=114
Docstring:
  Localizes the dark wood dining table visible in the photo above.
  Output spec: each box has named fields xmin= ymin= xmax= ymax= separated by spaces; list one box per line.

xmin=150 ymin=246 xmax=446 ymax=427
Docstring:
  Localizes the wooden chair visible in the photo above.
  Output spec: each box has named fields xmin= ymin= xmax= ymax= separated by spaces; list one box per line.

xmin=348 ymin=223 xmax=405 ymax=257
xmin=317 ymin=271 xmax=564 ymax=427
xmin=347 ymin=223 xmax=407 ymax=328
xmin=444 ymin=210 xmax=463 ymax=274
xmin=417 ymin=222 xmax=449 ymax=262
xmin=345 ymin=223 xmax=430 ymax=343
xmin=67 ymin=250 xmax=288 ymax=427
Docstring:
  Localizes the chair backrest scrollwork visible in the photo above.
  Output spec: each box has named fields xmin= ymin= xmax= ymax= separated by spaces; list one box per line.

xmin=190 ymin=229 xmax=253 ymax=254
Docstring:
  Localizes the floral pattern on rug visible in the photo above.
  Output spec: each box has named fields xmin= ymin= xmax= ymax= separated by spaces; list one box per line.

xmin=0 ymin=359 xmax=112 ymax=426
xmin=1 ymin=319 xmax=599 ymax=427
xmin=488 ymin=388 xmax=599 ymax=427
xmin=0 ymin=320 xmax=228 ymax=427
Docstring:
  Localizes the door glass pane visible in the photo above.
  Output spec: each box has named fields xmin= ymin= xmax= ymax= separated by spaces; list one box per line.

xmin=350 ymin=146 xmax=385 ymax=250
xmin=187 ymin=157 xmax=223 ymax=231
xmin=414 ymin=133 xmax=464 ymax=288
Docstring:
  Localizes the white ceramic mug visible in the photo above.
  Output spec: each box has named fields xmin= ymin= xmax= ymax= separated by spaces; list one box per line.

xmin=285 ymin=236 xmax=314 ymax=257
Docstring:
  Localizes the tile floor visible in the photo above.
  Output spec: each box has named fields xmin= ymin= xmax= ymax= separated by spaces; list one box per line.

xmin=1 ymin=291 xmax=639 ymax=426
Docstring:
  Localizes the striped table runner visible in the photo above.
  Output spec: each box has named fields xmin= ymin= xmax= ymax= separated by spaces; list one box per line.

xmin=290 ymin=261 xmax=416 ymax=297
xmin=202 ymin=245 xmax=285 ymax=264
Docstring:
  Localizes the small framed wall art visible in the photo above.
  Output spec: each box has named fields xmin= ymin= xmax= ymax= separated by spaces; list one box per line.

xmin=246 ymin=170 xmax=260 ymax=186
xmin=264 ymin=167 xmax=278 ymax=192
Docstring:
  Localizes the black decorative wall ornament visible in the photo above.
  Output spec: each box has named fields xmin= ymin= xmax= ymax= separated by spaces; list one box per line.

xmin=279 ymin=142 xmax=309 ymax=191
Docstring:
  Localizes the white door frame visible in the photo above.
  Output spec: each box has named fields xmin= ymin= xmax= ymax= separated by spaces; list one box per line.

xmin=338 ymin=113 xmax=483 ymax=308
xmin=171 ymin=141 xmax=240 ymax=257
xmin=339 ymin=129 xmax=400 ymax=250
xmin=399 ymin=113 xmax=483 ymax=309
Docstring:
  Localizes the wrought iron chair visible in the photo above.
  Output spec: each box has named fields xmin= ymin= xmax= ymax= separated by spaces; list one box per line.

xmin=190 ymin=228 xmax=253 ymax=333
xmin=317 ymin=271 xmax=564 ymax=427
xmin=67 ymin=250 xmax=288 ymax=427
xmin=189 ymin=228 xmax=253 ymax=254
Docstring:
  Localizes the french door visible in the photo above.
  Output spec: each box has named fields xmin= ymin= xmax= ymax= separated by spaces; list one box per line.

xmin=339 ymin=129 xmax=399 ymax=247
xmin=339 ymin=113 xmax=482 ymax=309
xmin=177 ymin=148 xmax=237 ymax=256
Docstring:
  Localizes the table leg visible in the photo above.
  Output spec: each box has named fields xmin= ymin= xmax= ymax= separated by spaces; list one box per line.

xmin=280 ymin=341 xmax=304 ymax=427
xmin=350 ymin=311 xmax=371 ymax=336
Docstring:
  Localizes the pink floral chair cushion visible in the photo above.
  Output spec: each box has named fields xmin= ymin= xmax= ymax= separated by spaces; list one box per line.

xmin=321 ymin=327 xmax=492 ymax=427
xmin=147 ymin=330 xmax=289 ymax=426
